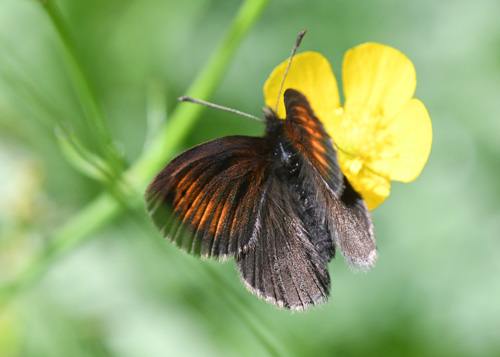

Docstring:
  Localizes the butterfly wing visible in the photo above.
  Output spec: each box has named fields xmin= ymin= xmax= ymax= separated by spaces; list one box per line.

xmin=147 ymin=132 xmax=331 ymax=310
xmin=145 ymin=136 xmax=270 ymax=259
xmin=282 ymin=89 xmax=377 ymax=270
xmin=236 ymin=172 xmax=331 ymax=311
xmin=282 ymin=89 xmax=344 ymax=195
xmin=333 ymin=177 xmax=376 ymax=269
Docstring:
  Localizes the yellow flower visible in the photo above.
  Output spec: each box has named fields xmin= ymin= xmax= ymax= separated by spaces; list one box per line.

xmin=264 ymin=43 xmax=432 ymax=209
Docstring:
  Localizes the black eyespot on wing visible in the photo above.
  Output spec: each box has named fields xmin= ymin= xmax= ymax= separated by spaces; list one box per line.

xmin=145 ymin=136 xmax=271 ymax=259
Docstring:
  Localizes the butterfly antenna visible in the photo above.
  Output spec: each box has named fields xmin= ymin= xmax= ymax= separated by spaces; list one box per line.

xmin=179 ymin=97 xmax=265 ymax=122
xmin=274 ymin=29 xmax=307 ymax=113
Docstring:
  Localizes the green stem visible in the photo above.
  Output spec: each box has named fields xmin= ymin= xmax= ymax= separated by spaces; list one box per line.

xmin=42 ymin=0 xmax=123 ymax=173
xmin=0 ymin=0 xmax=269 ymax=307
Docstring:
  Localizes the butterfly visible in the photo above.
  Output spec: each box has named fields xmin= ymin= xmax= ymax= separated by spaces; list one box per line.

xmin=145 ymin=88 xmax=376 ymax=311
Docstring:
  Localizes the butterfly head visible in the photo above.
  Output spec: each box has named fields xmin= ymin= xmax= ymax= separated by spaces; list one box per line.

xmin=261 ymin=105 xmax=283 ymax=140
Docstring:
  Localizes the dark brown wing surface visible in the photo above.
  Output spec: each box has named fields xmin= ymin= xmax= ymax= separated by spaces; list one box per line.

xmin=333 ymin=177 xmax=376 ymax=270
xmin=282 ymin=89 xmax=343 ymax=195
xmin=282 ymin=89 xmax=377 ymax=270
xmin=236 ymin=173 xmax=331 ymax=311
xmin=145 ymin=136 xmax=270 ymax=259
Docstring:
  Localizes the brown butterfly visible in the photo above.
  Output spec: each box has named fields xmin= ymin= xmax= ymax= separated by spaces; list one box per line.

xmin=145 ymin=88 xmax=376 ymax=311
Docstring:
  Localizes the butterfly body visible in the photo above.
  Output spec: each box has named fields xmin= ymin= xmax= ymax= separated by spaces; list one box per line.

xmin=146 ymin=89 xmax=376 ymax=310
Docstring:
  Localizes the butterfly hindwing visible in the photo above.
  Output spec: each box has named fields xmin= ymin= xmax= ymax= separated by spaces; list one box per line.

xmin=236 ymin=172 xmax=331 ymax=310
xmin=333 ymin=177 xmax=376 ymax=269
xmin=146 ymin=136 xmax=270 ymax=259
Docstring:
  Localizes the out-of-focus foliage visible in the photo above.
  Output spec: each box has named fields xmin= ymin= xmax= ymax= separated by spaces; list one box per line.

xmin=1 ymin=0 xmax=499 ymax=356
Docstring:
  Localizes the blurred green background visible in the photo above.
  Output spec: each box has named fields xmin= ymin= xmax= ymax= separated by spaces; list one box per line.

xmin=1 ymin=0 xmax=499 ymax=356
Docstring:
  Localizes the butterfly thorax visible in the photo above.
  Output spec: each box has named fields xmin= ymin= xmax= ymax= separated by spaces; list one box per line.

xmin=262 ymin=107 xmax=295 ymax=166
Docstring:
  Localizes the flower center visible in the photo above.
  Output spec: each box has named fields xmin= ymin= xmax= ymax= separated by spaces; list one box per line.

xmin=332 ymin=106 xmax=396 ymax=178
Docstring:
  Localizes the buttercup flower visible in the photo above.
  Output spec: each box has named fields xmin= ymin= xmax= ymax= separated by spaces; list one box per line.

xmin=264 ymin=43 xmax=432 ymax=209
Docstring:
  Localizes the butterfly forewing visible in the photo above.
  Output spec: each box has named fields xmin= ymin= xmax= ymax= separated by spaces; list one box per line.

xmin=146 ymin=136 xmax=270 ymax=259
xmin=282 ymin=89 xmax=343 ymax=195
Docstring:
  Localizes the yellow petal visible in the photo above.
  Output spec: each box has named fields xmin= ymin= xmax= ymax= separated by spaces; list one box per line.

xmin=264 ymin=52 xmax=341 ymax=121
xmin=340 ymin=160 xmax=391 ymax=210
xmin=368 ymin=98 xmax=432 ymax=182
xmin=343 ymin=43 xmax=416 ymax=120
